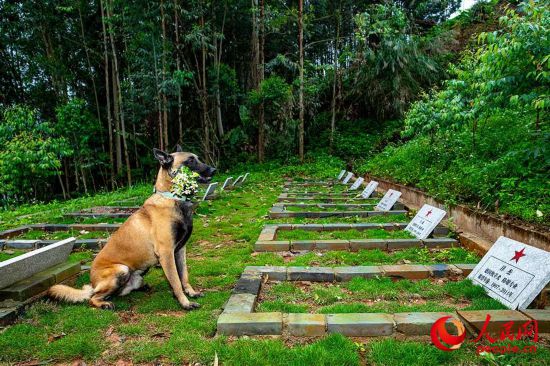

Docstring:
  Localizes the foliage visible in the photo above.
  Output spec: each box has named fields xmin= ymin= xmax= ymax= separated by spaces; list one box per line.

xmin=0 ymin=105 xmax=70 ymax=204
xmin=348 ymin=4 xmax=443 ymax=120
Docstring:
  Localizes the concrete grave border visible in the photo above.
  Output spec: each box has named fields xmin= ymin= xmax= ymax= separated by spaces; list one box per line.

xmin=254 ymin=223 xmax=455 ymax=252
xmin=277 ymin=193 xmax=379 ymax=202
xmin=0 ymin=237 xmax=75 ymax=289
xmin=64 ymin=206 xmax=140 ymax=219
xmin=215 ymin=265 xmax=543 ymax=337
xmin=273 ymin=202 xmax=406 ymax=211
xmin=269 ymin=203 xmax=407 ymax=219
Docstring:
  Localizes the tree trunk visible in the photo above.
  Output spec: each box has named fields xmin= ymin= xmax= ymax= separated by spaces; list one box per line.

xmin=100 ymin=0 xmax=115 ymax=189
xmin=298 ymin=0 xmax=305 ymax=162
xmin=78 ymin=5 xmax=104 ymax=148
xmin=214 ymin=5 xmax=226 ymax=138
xmin=107 ymin=0 xmax=132 ymax=185
xmin=258 ymin=0 xmax=265 ymax=162
xmin=151 ymin=23 xmax=164 ymax=150
xmin=200 ymin=15 xmax=211 ymax=163
xmin=330 ymin=9 xmax=340 ymax=151
xmin=174 ymin=0 xmax=183 ymax=144
xmin=160 ymin=0 xmax=169 ymax=148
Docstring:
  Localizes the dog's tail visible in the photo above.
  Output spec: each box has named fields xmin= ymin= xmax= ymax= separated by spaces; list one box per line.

xmin=48 ymin=284 xmax=94 ymax=303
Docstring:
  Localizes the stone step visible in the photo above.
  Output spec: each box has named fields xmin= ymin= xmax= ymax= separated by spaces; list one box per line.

xmin=0 ymin=261 xmax=81 ymax=301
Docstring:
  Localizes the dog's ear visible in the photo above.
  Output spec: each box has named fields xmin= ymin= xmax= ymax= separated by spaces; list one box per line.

xmin=175 ymin=144 xmax=183 ymax=152
xmin=153 ymin=148 xmax=174 ymax=168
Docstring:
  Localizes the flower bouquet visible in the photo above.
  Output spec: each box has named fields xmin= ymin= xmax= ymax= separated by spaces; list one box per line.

xmin=171 ymin=166 xmax=200 ymax=200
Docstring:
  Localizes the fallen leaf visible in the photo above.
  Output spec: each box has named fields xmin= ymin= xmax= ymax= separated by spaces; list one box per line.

xmin=47 ymin=332 xmax=66 ymax=343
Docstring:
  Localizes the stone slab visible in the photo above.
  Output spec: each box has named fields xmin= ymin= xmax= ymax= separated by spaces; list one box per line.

xmin=223 ymin=293 xmax=256 ymax=313
xmin=291 ymin=240 xmax=315 ymax=251
xmin=254 ymin=241 xmax=290 ymax=252
xmin=233 ymin=275 xmax=262 ymax=295
xmin=334 ymin=266 xmax=382 ymax=281
xmin=327 ymin=313 xmax=394 ymax=336
xmin=0 ymin=307 xmax=18 ymax=325
xmin=454 ymin=263 xmax=477 ymax=276
xmin=0 ymin=238 xmax=75 ymax=289
xmin=422 ymin=238 xmax=457 ymax=249
xmin=287 ymin=313 xmax=326 ymax=336
xmin=0 ymin=272 xmax=56 ymax=301
xmin=394 ymin=312 xmax=455 ymax=335
xmin=315 ymin=240 xmax=349 ymax=251
xmin=288 ymin=267 xmax=334 ymax=282
xmin=40 ymin=261 xmax=81 ymax=283
xmin=350 ymin=239 xmax=387 ymax=251
xmin=425 ymin=264 xmax=455 ymax=278
xmin=292 ymin=224 xmax=323 ymax=231
xmin=458 ymin=310 xmax=530 ymax=335
xmin=386 ymin=239 xmax=422 ymax=250
xmin=243 ymin=266 xmax=288 ymax=281
xmin=521 ymin=309 xmax=550 ymax=333
xmin=4 ymin=240 xmax=39 ymax=249
xmin=381 ymin=265 xmax=430 ymax=280
xmin=217 ymin=312 xmax=283 ymax=335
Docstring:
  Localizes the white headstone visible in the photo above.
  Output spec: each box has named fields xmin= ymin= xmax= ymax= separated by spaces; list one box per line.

xmin=342 ymin=172 xmax=353 ymax=184
xmin=337 ymin=170 xmax=346 ymax=180
xmin=242 ymin=172 xmax=250 ymax=183
xmin=349 ymin=177 xmax=364 ymax=191
xmin=468 ymin=236 xmax=550 ymax=310
xmin=375 ymin=189 xmax=402 ymax=211
xmin=233 ymin=175 xmax=244 ymax=186
xmin=202 ymin=182 xmax=218 ymax=200
xmin=360 ymin=181 xmax=378 ymax=198
xmin=404 ymin=204 xmax=446 ymax=239
xmin=221 ymin=177 xmax=233 ymax=190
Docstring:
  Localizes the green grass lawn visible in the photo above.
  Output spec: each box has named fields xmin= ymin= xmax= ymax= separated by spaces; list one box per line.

xmin=276 ymin=228 xmax=414 ymax=241
xmin=12 ymin=229 xmax=111 ymax=241
xmin=0 ymin=166 xmax=546 ymax=365
xmin=257 ymin=278 xmax=507 ymax=314
xmin=0 ymin=249 xmax=27 ymax=261
xmin=273 ymin=212 xmax=411 ymax=224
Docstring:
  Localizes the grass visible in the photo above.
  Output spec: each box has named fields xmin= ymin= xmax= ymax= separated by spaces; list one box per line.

xmin=0 ymin=249 xmax=27 ymax=261
xmin=284 ymin=204 xmax=380 ymax=212
xmin=13 ymin=229 xmax=111 ymax=240
xmin=276 ymin=228 xmax=414 ymax=241
xmin=0 ymin=163 xmax=546 ymax=365
xmin=256 ymin=278 xmax=506 ymax=314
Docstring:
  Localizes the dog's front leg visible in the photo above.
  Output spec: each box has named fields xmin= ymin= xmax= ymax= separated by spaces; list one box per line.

xmin=158 ymin=247 xmax=200 ymax=310
xmin=176 ymin=246 xmax=202 ymax=298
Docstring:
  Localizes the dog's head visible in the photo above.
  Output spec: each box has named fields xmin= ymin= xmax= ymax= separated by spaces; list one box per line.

xmin=153 ymin=145 xmax=216 ymax=184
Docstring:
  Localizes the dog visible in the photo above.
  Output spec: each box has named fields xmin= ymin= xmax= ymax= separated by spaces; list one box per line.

xmin=48 ymin=146 xmax=216 ymax=310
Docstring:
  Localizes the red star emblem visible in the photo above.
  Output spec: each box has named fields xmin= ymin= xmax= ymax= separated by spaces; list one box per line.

xmin=511 ymin=248 xmax=526 ymax=263
xmin=425 ymin=209 xmax=433 ymax=217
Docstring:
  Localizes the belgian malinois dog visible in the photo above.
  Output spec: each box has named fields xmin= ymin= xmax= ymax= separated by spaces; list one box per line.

xmin=49 ymin=146 xmax=216 ymax=310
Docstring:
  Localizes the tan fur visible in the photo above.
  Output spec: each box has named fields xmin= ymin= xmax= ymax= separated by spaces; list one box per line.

xmin=48 ymin=151 xmax=207 ymax=310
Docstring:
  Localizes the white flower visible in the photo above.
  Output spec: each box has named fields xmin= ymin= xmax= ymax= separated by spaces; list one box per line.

xmin=171 ymin=166 xmax=200 ymax=199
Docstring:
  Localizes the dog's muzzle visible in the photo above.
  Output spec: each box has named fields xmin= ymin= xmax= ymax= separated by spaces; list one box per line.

xmin=197 ymin=166 xmax=216 ymax=183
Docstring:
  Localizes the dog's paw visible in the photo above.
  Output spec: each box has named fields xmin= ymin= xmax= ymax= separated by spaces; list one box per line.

xmin=100 ymin=302 xmax=115 ymax=310
xmin=181 ymin=302 xmax=201 ymax=310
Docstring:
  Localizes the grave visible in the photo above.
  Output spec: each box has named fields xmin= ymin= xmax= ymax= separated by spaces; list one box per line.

xmin=375 ymin=189 xmax=402 ymax=211
xmin=0 ymin=237 xmax=75 ymax=289
xmin=405 ymin=204 xmax=447 ymax=240
xmin=232 ymin=175 xmax=244 ymax=187
xmin=342 ymin=172 xmax=354 ymax=184
xmin=349 ymin=177 xmax=364 ymax=190
xmin=254 ymin=223 xmax=455 ymax=252
xmin=468 ymin=236 xmax=550 ymax=310
xmin=360 ymin=180 xmax=378 ymax=198
xmin=277 ymin=193 xmax=378 ymax=203
xmin=221 ymin=176 xmax=234 ymax=190
xmin=202 ymin=182 xmax=218 ymax=200
xmin=64 ymin=206 xmax=140 ymax=219
xmin=216 ymin=265 xmax=508 ymax=337
xmin=268 ymin=202 xmax=407 ymax=219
